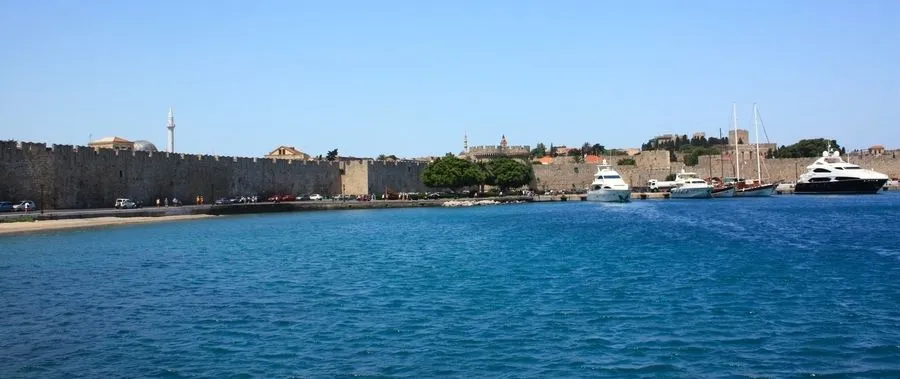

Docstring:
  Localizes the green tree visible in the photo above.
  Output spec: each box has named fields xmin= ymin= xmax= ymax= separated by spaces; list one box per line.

xmin=617 ymin=157 xmax=636 ymax=165
xmin=573 ymin=154 xmax=584 ymax=163
xmin=682 ymin=146 xmax=720 ymax=166
xmin=591 ymin=143 xmax=605 ymax=155
xmin=665 ymin=173 xmax=677 ymax=181
xmin=581 ymin=142 xmax=592 ymax=155
xmin=530 ymin=143 xmax=547 ymax=158
xmin=326 ymin=149 xmax=339 ymax=161
xmin=773 ymin=138 xmax=842 ymax=158
xmin=421 ymin=154 xmax=485 ymax=191
xmin=484 ymin=158 xmax=534 ymax=192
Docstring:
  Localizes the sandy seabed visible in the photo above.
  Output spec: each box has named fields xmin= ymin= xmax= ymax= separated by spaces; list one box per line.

xmin=0 ymin=215 xmax=214 ymax=236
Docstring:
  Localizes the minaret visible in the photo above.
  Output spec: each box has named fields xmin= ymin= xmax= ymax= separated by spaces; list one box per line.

xmin=463 ymin=131 xmax=469 ymax=153
xmin=166 ymin=107 xmax=175 ymax=153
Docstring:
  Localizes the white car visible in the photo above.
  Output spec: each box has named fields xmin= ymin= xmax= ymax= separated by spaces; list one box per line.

xmin=13 ymin=200 xmax=36 ymax=211
xmin=114 ymin=198 xmax=138 ymax=209
xmin=309 ymin=194 xmax=324 ymax=201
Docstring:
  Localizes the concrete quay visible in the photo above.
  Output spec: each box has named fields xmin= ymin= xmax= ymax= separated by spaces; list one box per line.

xmin=533 ymin=192 xmax=672 ymax=202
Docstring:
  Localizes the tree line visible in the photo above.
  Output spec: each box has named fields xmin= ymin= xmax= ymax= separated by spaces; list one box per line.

xmin=422 ymin=155 xmax=534 ymax=193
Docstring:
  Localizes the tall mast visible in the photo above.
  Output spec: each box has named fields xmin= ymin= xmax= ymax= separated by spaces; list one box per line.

xmin=732 ymin=102 xmax=740 ymax=180
xmin=753 ymin=103 xmax=761 ymax=182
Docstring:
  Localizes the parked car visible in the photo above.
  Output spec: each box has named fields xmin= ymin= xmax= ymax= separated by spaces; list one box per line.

xmin=296 ymin=194 xmax=310 ymax=201
xmin=215 ymin=197 xmax=234 ymax=205
xmin=0 ymin=201 xmax=14 ymax=212
xmin=13 ymin=200 xmax=36 ymax=211
xmin=114 ymin=198 xmax=138 ymax=209
xmin=267 ymin=194 xmax=296 ymax=202
xmin=309 ymin=194 xmax=324 ymax=201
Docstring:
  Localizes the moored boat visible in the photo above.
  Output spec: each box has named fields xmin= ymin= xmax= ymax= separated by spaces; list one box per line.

xmin=670 ymin=169 xmax=713 ymax=199
xmin=730 ymin=103 xmax=778 ymax=197
xmin=586 ymin=160 xmax=631 ymax=202
xmin=794 ymin=148 xmax=889 ymax=194
xmin=707 ymin=177 xmax=735 ymax=198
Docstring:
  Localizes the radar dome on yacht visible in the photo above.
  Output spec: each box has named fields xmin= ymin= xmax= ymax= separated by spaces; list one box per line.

xmin=133 ymin=140 xmax=159 ymax=152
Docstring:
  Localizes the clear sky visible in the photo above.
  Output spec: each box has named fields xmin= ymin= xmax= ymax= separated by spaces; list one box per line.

xmin=1 ymin=0 xmax=897 ymax=158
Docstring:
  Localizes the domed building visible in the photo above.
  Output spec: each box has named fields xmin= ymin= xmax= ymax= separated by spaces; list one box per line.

xmin=133 ymin=140 xmax=159 ymax=152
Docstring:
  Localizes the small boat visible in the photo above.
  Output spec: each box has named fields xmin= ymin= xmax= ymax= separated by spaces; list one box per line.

xmin=670 ymin=169 xmax=713 ymax=199
xmin=794 ymin=148 xmax=889 ymax=194
xmin=586 ymin=160 xmax=631 ymax=202
xmin=734 ymin=180 xmax=778 ymax=197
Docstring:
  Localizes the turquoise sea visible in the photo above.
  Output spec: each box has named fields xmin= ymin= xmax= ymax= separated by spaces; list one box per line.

xmin=2 ymin=193 xmax=900 ymax=378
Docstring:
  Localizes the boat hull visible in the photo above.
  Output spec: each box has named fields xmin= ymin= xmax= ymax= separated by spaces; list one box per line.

xmin=586 ymin=189 xmax=631 ymax=202
xmin=735 ymin=183 xmax=778 ymax=197
xmin=711 ymin=186 xmax=735 ymax=198
xmin=794 ymin=178 xmax=888 ymax=194
xmin=670 ymin=187 xmax=712 ymax=199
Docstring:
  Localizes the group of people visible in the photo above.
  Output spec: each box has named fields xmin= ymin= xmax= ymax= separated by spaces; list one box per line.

xmin=154 ymin=197 xmax=182 ymax=207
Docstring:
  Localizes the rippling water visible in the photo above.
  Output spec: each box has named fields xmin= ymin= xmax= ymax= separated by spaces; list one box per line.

xmin=2 ymin=193 xmax=900 ymax=377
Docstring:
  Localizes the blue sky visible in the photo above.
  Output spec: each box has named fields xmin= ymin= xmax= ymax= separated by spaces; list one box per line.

xmin=1 ymin=0 xmax=897 ymax=158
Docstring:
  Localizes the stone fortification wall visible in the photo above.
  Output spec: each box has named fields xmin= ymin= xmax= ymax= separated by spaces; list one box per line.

xmin=339 ymin=160 xmax=369 ymax=196
xmin=1 ymin=141 xmax=343 ymax=209
xmin=532 ymin=151 xmax=900 ymax=191
xmin=365 ymin=160 xmax=428 ymax=194
xmin=691 ymin=154 xmax=900 ymax=183
xmin=340 ymin=159 xmax=428 ymax=196
xmin=1 ymin=141 xmax=431 ymax=209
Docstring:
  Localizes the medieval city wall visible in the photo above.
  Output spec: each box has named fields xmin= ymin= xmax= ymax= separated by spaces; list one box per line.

xmin=365 ymin=160 xmax=429 ymax=195
xmin=1 ymin=141 xmax=432 ymax=209
xmin=1 ymin=141 xmax=345 ymax=209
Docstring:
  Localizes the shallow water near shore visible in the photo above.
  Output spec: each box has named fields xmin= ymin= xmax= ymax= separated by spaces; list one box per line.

xmin=2 ymin=193 xmax=900 ymax=377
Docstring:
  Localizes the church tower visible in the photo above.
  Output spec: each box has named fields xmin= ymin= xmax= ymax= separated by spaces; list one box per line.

xmin=166 ymin=107 xmax=175 ymax=153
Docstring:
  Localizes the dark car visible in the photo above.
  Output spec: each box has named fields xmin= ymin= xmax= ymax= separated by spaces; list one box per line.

xmin=214 ymin=197 xmax=234 ymax=205
xmin=0 ymin=201 xmax=12 ymax=212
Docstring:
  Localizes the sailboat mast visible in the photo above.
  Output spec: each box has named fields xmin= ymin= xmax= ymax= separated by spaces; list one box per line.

xmin=753 ymin=103 xmax=761 ymax=183
xmin=732 ymin=103 xmax=740 ymax=180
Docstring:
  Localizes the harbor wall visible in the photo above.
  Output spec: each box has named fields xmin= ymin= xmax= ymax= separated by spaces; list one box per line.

xmin=533 ymin=152 xmax=900 ymax=191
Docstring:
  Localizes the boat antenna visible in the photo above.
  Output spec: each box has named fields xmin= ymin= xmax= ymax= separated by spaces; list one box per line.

xmin=754 ymin=104 xmax=773 ymax=181
xmin=753 ymin=103 xmax=761 ymax=183
xmin=732 ymin=102 xmax=740 ymax=180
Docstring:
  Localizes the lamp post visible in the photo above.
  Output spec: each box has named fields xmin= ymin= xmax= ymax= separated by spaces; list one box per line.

xmin=40 ymin=184 xmax=44 ymax=214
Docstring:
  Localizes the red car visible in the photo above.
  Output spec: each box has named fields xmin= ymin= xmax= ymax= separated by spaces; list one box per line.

xmin=267 ymin=194 xmax=296 ymax=202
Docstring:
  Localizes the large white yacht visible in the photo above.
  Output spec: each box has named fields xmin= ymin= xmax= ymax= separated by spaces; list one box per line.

xmin=586 ymin=160 xmax=631 ymax=202
xmin=670 ymin=169 xmax=713 ymax=199
xmin=795 ymin=149 xmax=889 ymax=194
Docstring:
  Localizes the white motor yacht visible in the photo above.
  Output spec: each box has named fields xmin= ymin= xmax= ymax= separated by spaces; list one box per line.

xmin=795 ymin=149 xmax=889 ymax=194
xmin=670 ymin=169 xmax=713 ymax=199
xmin=586 ymin=160 xmax=631 ymax=202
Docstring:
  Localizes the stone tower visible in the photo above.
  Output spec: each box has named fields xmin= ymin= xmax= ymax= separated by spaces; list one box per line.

xmin=167 ymin=107 xmax=175 ymax=153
